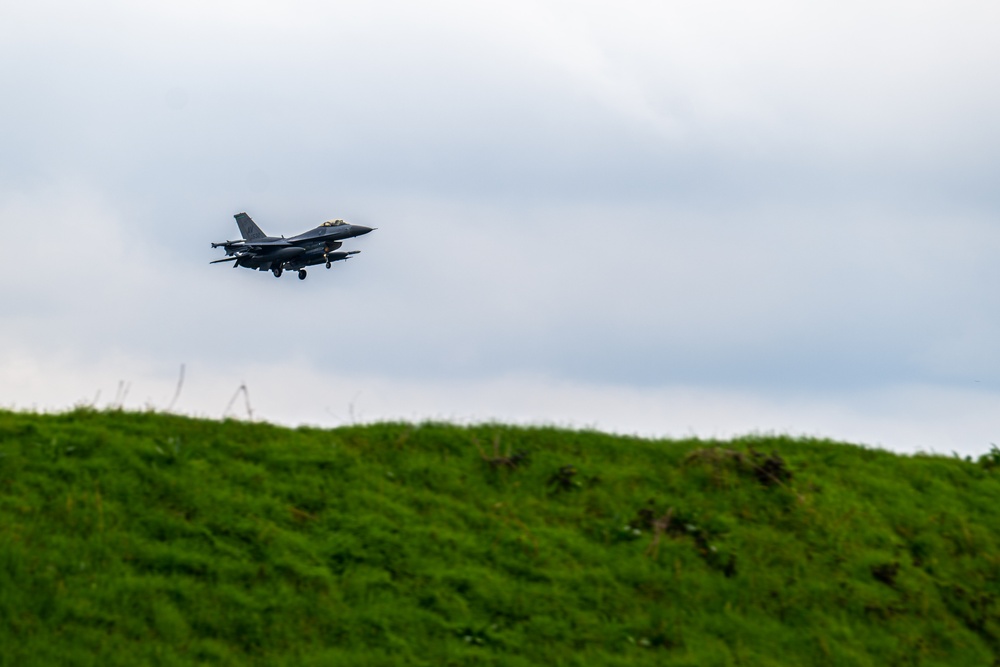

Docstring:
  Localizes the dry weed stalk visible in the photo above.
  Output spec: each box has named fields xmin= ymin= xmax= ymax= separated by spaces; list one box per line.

xmin=474 ymin=435 xmax=528 ymax=469
xmin=644 ymin=507 xmax=675 ymax=558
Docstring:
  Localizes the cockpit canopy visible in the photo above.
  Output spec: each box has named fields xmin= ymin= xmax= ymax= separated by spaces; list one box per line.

xmin=320 ymin=219 xmax=348 ymax=227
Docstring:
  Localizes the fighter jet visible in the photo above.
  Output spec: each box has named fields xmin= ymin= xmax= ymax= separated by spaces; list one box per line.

xmin=211 ymin=212 xmax=374 ymax=280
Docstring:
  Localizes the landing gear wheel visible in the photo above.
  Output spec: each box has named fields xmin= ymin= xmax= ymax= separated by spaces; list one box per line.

xmin=272 ymin=267 xmax=283 ymax=278
xmin=298 ymin=269 xmax=307 ymax=280
xmin=325 ymin=262 xmax=332 ymax=269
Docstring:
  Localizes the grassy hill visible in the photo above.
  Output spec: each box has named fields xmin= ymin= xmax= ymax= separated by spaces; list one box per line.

xmin=1 ymin=409 xmax=998 ymax=666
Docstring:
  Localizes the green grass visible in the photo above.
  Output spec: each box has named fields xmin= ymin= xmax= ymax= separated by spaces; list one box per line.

xmin=1 ymin=408 xmax=998 ymax=665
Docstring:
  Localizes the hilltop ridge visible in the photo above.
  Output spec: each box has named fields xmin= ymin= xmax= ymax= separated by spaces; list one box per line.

xmin=1 ymin=409 xmax=998 ymax=665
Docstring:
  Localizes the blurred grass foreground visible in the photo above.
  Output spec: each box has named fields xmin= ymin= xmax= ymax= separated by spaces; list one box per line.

xmin=1 ymin=409 xmax=999 ymax=666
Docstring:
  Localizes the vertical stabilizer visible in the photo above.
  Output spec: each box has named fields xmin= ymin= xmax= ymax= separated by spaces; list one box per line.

xmin=234 ymin=212 xmax=266 ymax=240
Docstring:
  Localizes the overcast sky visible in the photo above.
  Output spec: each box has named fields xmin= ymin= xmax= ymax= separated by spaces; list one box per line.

xmin=2 ymin=0 xmax=998 ymax=454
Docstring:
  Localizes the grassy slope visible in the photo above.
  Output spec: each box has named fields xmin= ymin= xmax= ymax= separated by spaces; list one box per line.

xmin=1 ymin=409 xmax=998 ymax=666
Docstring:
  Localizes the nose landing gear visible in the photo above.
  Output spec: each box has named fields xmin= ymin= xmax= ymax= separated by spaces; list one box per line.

xmin=323 ymin=243 xmax=338 ymax=269
xmin=272 ymin=267 xmax=283 ymax=278
xmin=298 ymin=269 xmax=307 ymax=280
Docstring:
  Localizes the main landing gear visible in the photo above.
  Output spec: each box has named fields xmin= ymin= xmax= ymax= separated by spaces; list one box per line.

xmin=270 ymin=266 xmax=307 ymax=280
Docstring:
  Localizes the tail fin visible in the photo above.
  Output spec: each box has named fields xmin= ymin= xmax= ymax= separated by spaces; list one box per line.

xmin=234 ymin=212 xmax=266 ymax=240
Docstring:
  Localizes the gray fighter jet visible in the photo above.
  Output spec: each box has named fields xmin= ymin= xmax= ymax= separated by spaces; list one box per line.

xmin=211 ymin=212 xmax=374 ymax=280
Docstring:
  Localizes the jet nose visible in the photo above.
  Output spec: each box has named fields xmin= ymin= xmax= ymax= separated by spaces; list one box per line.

xmin=353 ymin=225 xmax=375 ymax=236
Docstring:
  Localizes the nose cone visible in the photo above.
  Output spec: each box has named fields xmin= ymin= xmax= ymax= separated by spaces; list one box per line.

xmin=352 ymin=225 xmax=374 ymax=236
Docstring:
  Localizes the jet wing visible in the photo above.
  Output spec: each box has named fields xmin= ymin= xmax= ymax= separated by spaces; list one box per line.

xmin=242 ymin=239 xmax=294 ymax=248
xmin=212 ymin=238 xmax=293 ymax=250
